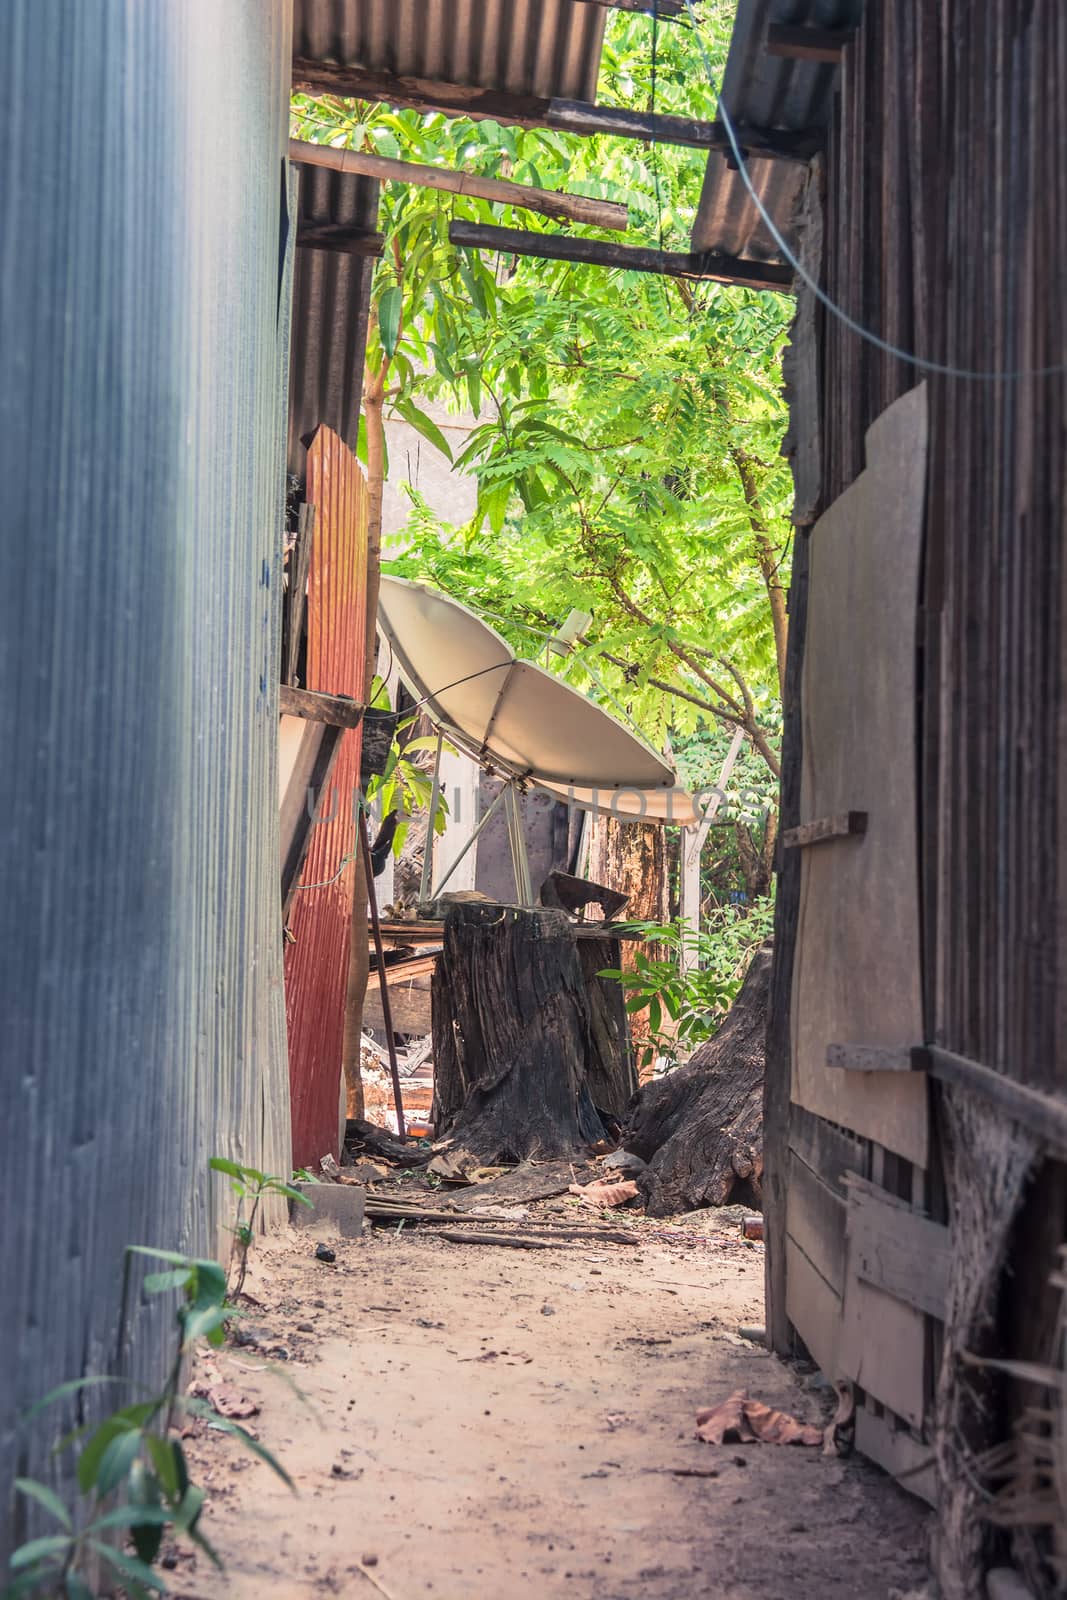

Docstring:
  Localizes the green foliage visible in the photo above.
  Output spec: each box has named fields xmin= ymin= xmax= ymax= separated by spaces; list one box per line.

xmin=208 ymin=1158 xmax=311 ymax=1302
xmin=5 ymin=1166 xmax=297 ymax=1599
xmin=601 ymin=901 xmax=774 ymax=1071
xmin=291 ymin=5 xmax=790 ymax=782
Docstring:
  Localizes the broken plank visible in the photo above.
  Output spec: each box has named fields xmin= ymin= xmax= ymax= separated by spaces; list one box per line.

xmin=448 ymin=221 xmax=793 ymax=292
xmin=843 ymin=1172 xmax=949 ymax=1320
xmin=781 ymin=810 xmax=868 ymax=848
xmin=825 ymin=1043 xmax=917 ymax=1072
xmin=288 ymin=139 xmax=629 ymax=232
xmin=279 ymin=685 xmax=366 ymax=728
xmin=438 ymin=1230 xmax=552 ymax=1249
xmin=766 ymin=24 xmax=853 ymax=64
xmin=573 ymin=0 xmax=684 ymax=14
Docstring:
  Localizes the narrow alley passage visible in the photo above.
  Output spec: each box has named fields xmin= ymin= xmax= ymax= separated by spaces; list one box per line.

xmin=180 ymin=1216 xmax=929 ymax=1600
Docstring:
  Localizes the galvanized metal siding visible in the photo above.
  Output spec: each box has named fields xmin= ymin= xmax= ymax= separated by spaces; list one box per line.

xmin=285 ymin=426 xmax=369 ymax=1168
xmin=815 ymin=0 xmax=1067 ymax=1094
xmin=0 ymin=0 xmax=293 ymax=1556
xmin=294 ymin=0 xmax=605 ymax=101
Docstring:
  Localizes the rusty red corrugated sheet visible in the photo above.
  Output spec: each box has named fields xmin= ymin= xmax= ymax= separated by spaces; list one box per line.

xmin=284 ymin=425 xmax=368 ymax=1168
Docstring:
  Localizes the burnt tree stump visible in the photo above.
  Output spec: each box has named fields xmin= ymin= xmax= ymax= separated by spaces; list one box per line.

xmin=623 ymin=941 xmax=772 ymax=1216
xmin=431 ymin=903 xmax=635 ymax=1165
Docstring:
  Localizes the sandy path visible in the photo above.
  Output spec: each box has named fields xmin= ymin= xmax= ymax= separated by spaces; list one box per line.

xmin=177 ymin=1214 xmax=929 ymax=1600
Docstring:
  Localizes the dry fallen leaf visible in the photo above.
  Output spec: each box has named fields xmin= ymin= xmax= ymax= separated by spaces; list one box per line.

xmin=205 ymin=1384 xmax=260 ymax=1420
xmin=695 ymin=1389 xmax=823 ymax=1448
xmin=568 ymin=1180 xmax=640 ymax=1209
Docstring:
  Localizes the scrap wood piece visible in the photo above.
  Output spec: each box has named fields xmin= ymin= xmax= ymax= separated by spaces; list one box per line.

xmin=439 ymin=1230 xmax=552 ymax=1250
xmin=445 ymin=1157 xmax=597 ymax=1211
xmin=345 ymin=1118 xmax=429 ymax=1168
xmin=695 ymin=1389 xmax=824 ymax=1448
xmin=568 ymin=1179 xmax=641 ymax=1209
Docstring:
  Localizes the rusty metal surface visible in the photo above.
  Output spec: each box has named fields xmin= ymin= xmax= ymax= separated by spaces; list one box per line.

xmin=288 ymin=165 xmax=380 ymax=475
xmin=284 ymin=426 xmax=369 ymax=1168
xmin=294 ymin=0 xmax=605 ymax=103
xmin=0 ymin=0 xmax=294 ymax=1562
xmin=812 ymin=0 xmax=1067 ymax=1096
xmin=691 ymin=0 xmax=862 ymax=259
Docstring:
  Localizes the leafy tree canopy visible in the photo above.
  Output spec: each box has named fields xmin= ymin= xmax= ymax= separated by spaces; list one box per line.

xmin=291 ymin=2 xmax=793 ymax=789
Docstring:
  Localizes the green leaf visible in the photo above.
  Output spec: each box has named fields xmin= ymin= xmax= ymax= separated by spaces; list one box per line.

xmin=144 ymin=1269 xmax=192 ymax=1295
xmin=65 ymin=1574 xmax=94 ymax=1600
xmin=88 ymin=1504 xmax=170 ymax=1535
xmin=78 ymin=1416 xmax=134 ymax=1495
xmin=208 ymin=1157 xmax=246 ymax=1180
xmin=10 ymin=1535 xmax=71 ymax=1571
xmin=378 ymin=285 xmax=402 ymax=357
xmin=648 ymin=996 xmax=662 ymax=1035
xmin=88 ymin=1541 xmax=167 ymax=1593
xmin=625 ymin=994 xmax=649 ymax=1014
xmin=95 ymin=1427 xmax=143 ymax=1497
xmin=13 ymin=1479 xmax=72 ymax=1531
xmin=146 ymin=1436 xmax=180 ymax=1501
xmin=396 ymin=399 xmax=453 ymax=462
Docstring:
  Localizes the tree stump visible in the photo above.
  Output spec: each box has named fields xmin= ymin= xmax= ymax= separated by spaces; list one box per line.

xmin=431 ymin=903 xmax=634 ymax=1166
xmin=623 ymin=942 xmax=772 ymax=1216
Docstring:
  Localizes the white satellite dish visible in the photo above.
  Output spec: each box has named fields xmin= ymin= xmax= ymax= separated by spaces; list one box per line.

xmin=376 ymin=575 xmax=706 ymax=901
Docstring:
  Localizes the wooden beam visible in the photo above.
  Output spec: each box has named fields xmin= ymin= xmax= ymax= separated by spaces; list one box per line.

xmin=296 ymin=220 xmax=385 ymax=257
xmin=825 ymin=1043 xmax=915 ymax=1073
xmin=916 ymin=1045 xmax=1067 ymax=1154
xmin=288 ymin=139 xmax=628 ymax=233
xmin=279 ymin=685 xmax=366 ymax=729
xmin=290 ymin=60 xmax=820 ymax=161
xmin=545 ymin=99 xmax=822 ymax=160
xmin=766 ymin=24 xmax=853 ymax=64
xmin=781 ymin=810 xmax=868 ymax=848
xmin=448 ymin=220 xmax=794 ymax=293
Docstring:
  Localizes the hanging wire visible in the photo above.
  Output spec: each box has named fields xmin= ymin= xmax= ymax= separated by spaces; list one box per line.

xmin=681 ymin=0 xmax=1067 ymax=382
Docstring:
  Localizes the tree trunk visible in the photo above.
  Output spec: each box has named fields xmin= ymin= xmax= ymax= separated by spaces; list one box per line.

xmin=431 ymin=903 xmax=631 ymax=1165
xmin=587 ymin=815 xmax=671 ymax=1076
xmin=623 ymin=941 xmax=772 ymax=1216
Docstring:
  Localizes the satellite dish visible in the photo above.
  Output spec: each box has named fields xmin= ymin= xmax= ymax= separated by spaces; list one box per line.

xmin=378 ymin=575 xmax=692 ymax=811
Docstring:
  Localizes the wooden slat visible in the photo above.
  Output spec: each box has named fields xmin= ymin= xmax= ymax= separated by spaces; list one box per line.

xmin=288 ymin=140 xmax=629 ymax=232
xmin=545 ymin=99 xmax=822 ymax=160
xmin=843 ymin=1173 xmax=949 ymax=1320
xmin=782 ymin=810 xmax=868 ymax=848
xmin=362 ymin=985 xmax=433 ymax=1036
xmin=825 ymin=1042 xmax=916 ymax=1072
xmin=838 ymin=1270 xmax=926 ymax=1429
xmin=786 ymin=1150 xmax=847 ymax=1295
xmin=448 ymin=221 xmax=794 ymax=292
xmin=279 ymin=685 xmax=366 ymax=729
xmin=855 ymin=1409 xmax=936 ymax=1507
xmin=766 ymin=24 xmax=853 ymax=63
xmin=785 ymin=1234 xmax=840 ymax=1377
xmin=788 ymin=1105 xmax=869 ymax=1196
xmin=280 ymin=719 xmax=345 ymax=915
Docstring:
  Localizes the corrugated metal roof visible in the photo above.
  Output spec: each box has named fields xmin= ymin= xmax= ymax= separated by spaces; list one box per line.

xmin=294 ymin=0 xmax=605 ymax=104
xmin=288 ymin=164 xmax=381 ymax=476
xmin=691 ymin=0 xmax=864 ymax=261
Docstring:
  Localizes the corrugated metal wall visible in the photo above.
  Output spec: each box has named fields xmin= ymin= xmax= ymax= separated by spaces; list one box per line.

xmin=285 ymin=426 xmax=369 ymax=1168
xmin=816 ymin=0 xmax=1067 ymax=1096
xmin=0 ymin=0 xmax=294 ymax=1558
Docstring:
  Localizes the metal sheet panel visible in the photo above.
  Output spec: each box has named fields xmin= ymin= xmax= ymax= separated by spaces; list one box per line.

xmin=691 ymin=0 xmax=863 ymax=258
xmin=284 ymin=426 xmax=369 ymax=1168
xmin=294 ymin=0 xmax=605 ymax=102
xmin=0 ymin=0 xmax=293 ymax=1561
xmin=288 ymin=165 xmax=380 ymax=474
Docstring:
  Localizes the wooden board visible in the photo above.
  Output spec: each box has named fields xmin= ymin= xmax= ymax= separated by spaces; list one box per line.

xmin=789 ymin=1106 xmax=869 ymax=1195
xmin=785 ymin=1234 xmax=840 ymax=1378
xmin=791 ymin=386 xmax=929 ymax=1166
xmin=855 ymin=1408 xmax=937 ymax=1508
xmin=843 ymin=1173 xmax=949 ymax=1321
xmin=787 ymin=1150 xmax=847 ymax=1295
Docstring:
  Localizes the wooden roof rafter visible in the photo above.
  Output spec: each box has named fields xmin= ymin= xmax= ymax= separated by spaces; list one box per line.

xmin=448 ymin=220 xmax=794 ymax=293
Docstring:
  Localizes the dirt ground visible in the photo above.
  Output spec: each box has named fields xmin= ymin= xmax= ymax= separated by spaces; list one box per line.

xmin=176 ymin=1205 xmax=930 ymax=1600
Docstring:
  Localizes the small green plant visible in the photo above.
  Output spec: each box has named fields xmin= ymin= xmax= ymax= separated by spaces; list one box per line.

xmin=208 ymin=1158 xmax=311 ymax=1301
xmin=5 ymin=1245 xmax=294 ymax=1599
xmin=600 ymin=902 xmax=774 ymax=1071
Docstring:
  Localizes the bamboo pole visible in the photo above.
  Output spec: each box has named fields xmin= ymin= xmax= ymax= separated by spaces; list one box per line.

xmin=288 ymin=139 xmax=629 ymax=233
